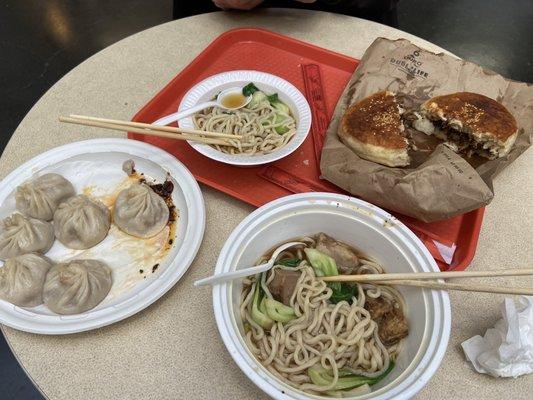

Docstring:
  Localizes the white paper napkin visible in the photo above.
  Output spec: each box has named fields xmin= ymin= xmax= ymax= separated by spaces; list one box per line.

xmin=461 ymin=296 xmax=533 ymax=378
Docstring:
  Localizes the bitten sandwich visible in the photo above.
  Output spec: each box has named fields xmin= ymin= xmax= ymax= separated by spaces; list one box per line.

xmin=412 ymin=92 xmax=518 ymax=159
xmin=338 ymin=91 xmax=410 ymax=167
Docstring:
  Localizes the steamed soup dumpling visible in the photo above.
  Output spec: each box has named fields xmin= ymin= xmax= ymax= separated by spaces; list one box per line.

xmin=43 ymin=259 xmax=112 ymax=314
xmin=16 ymin=173 xmax=75 ymax=221
xmin=113 ymin=184 xmax=169 ymax=238
xmin=0 ymin=253 xmax=52 ymax=307
xmin=0 ymin=213 xmax=54 ymax=260
xmin=54 ymin=195 xmax=110 ymax=249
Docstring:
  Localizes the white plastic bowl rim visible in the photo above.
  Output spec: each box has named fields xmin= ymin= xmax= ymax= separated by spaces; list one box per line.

xmin=213 ymin=192 xmax=451 ymax=400
xmin=177 ymin=70 xmax=312 ymax=166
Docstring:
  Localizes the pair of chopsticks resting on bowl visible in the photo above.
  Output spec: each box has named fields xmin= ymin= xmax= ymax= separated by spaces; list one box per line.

xmin=321 ymin=268 xmax=533 ymax=295
xmin=58 ymin=115 xmax=242 ymax=147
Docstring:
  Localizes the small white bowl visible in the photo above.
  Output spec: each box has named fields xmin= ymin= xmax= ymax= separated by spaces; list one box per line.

xmin=212 ymin=193 xmax=451 ymax=400
xmin=178 ymin=70 xmax=312 ymax=167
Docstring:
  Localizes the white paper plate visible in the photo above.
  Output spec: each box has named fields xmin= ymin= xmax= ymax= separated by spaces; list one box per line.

xmin=175 ymin=70 xmax=312 ymax=166
xmin=0 ymin=138 xmax=205 ymax=334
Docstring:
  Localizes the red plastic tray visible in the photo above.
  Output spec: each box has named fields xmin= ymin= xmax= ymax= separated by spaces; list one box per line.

xmin=130 ymin=28 xmax=484 ymax=271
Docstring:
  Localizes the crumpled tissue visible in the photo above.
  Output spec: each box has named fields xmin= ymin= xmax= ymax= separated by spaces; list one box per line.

xmin=461 ymin=296 xmax=533 ymax=378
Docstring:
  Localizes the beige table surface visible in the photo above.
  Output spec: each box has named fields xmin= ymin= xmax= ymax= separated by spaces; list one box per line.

xmin=1 ymin=9 xmax=532 ymax=400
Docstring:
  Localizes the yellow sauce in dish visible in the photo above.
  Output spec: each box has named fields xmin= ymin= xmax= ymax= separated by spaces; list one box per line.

xmin=221 ymin=92 xmax=246 ymax=109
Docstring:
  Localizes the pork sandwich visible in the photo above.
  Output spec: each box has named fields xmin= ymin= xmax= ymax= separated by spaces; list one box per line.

xmin=413 ymin=92 xmax=517 ymax=159
xmin=339 ymin=91 xmax=410 ymax=167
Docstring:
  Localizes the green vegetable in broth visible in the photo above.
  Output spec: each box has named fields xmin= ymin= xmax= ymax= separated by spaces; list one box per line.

xmin=242 ymin=82 xmax=259 ymax=96
xmin=325 ymin=384 xmax=371 ymax=397
xmin=272 ymin=101 xmax=290 ymax=114
xmin=250 ymin=272 xmax=296 ymax=326
xmin=308 ymin=361 xmax=395 ymax=391
xmin=273 ymin=114 xmax=291 ymax=134
xmin=304 ymin=248 xmax=339 ymax=277
xmin=251 ymin=278 xmax=273 ymax=329
xmin=267 ymin=92 xmax=291 ymax=117
xmin=304 ymin=249 xmax=358 ymax=304
xmin=248 ymin=91 xmax=268 ymax=108
xmin=267 ymin=93 xmax=279 ymax=104
xmin=263 ymin=298 xmax=296 ymax=323
xmin=329 ymin=283 xmax=358 ymax=304
xmin=277 ymin=258 xmax=301 ymax=268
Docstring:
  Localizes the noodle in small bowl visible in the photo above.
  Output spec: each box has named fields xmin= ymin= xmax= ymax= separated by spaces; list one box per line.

xmin=177 ymin=70 xmax=311 ymax=167
xmin=213 ymin=193 xmax=451 ymax=400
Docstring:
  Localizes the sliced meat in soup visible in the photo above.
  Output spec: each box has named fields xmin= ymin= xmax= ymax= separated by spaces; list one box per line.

xmin=268 ymin=269 xmax=301 ymax=306
xmin=365 ymin=297 xmax=393 ymax=320
xmin=315 ymin=232 xmax=359 ymax=274
xmin=378 ymin=308 xmax=409 ymax=345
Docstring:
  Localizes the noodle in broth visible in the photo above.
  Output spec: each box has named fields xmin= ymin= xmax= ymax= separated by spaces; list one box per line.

xmin=240 ymin=234 xmax=408 ymax=397
xmin=192 ymin=87 xmax=296 ymax=156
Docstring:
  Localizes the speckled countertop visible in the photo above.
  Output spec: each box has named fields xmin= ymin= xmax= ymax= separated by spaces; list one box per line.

xmin=0 ymin=9 xmax=531 ymax=400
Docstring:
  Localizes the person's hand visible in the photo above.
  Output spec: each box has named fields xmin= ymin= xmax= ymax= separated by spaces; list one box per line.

xmin=212 ymin=0 xmax=264 ymax=10
xmin=212 ymin=0 xmax=317 ymax=10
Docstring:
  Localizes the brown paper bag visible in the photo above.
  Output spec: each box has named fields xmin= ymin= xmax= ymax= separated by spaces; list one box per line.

xmin=320 ymin=38 xmax=533 ymax=222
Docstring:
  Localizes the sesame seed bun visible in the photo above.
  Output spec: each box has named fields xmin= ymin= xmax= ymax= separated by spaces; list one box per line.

xmin=339 ymin=91 xmax=410 ymax=167
xmin=420 ymin=92 xmax=518 ymax=158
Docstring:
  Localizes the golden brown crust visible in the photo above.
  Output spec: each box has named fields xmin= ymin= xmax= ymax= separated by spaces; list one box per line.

xmin=422 ymin=92 xmax=517 ymax=141
xmin=340 ymin=91 xmax=407 ymax=150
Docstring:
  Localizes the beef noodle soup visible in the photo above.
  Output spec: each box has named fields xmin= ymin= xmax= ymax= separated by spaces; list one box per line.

xmin=240 ymin=233 xmax=408 ymax=397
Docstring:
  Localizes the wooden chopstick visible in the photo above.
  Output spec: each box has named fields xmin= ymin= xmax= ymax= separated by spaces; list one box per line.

xmin=69 ymin=114 xmax=242 ymax=140
xmin=59 ymin=116 xmax=238 ymax=147
xmin=321 ymin=268 xmax=533 ymax=282
xmin=381 ymin=280 xmax=533 ymax=296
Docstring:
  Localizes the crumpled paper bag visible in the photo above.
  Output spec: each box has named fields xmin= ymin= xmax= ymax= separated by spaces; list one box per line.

xmin=461 ymin=296 xmax=533 ymax=378
xmin=320 ymin=38 xmax=533 ymax=222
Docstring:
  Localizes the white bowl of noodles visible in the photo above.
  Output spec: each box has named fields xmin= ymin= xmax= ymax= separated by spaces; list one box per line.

xmin=212 ymin=193 xmax=451 ymax=399
xmin=177 ymin=70 xmax=312 ymax=166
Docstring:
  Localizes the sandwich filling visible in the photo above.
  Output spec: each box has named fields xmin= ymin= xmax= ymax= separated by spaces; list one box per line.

xmin=413 ymin=115 xmax=509 ymax=158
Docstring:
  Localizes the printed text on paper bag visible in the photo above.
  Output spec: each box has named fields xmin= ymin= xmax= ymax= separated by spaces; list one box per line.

xmin=390 ymin=50 xmax=429 ymax=79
